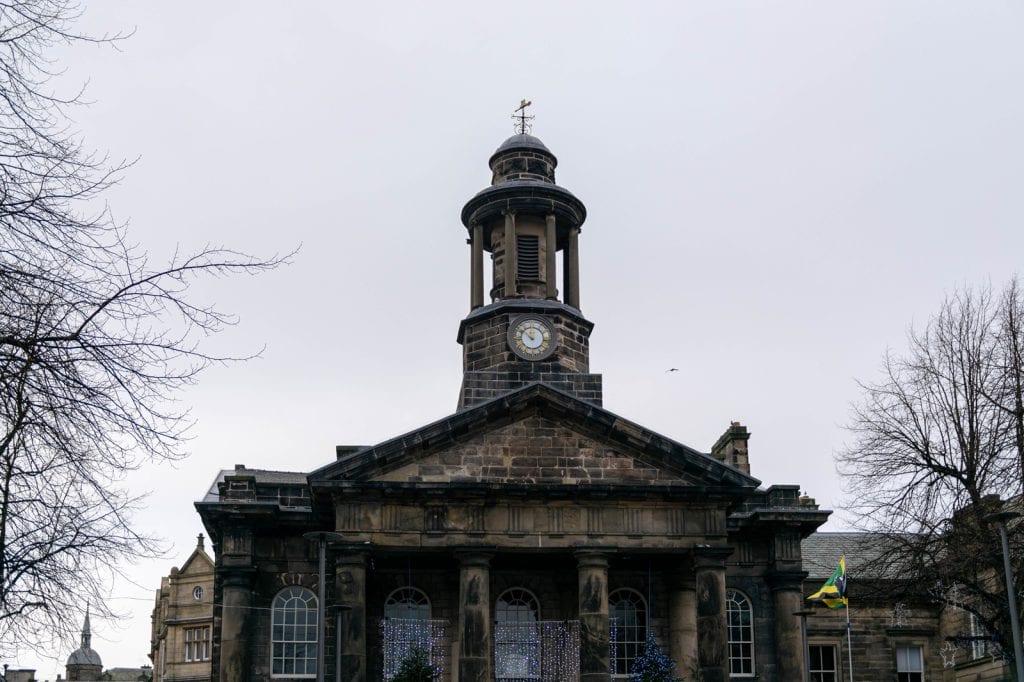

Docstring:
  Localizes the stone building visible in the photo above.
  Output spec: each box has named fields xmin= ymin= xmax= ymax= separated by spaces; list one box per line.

xmin=65 ymin=612 xmax=103 ymax=681
xmin=801 ymin=533 xmax=1017 ymax=682
xmin=149 ymin=536 xmax=215 ymax=682
xmin=196 ymin=129 xmax=831 ymax=682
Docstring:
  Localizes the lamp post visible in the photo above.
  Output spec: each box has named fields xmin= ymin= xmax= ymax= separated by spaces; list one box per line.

xmin=984 ymin=509 xmax=1023 ymax=682
xmin=304 ymin=531 xmax=345 ymax=682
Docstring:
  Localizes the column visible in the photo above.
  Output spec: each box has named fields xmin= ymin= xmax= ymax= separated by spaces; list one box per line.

xmin=668 ymin=565 xmax=698 ymax=678
xmin=503 ymin=211 xmax=516 ymax=299
xmin=576 ymin=551 xmax=610 ymax=682
xmin=545 ymin=214 xmax=557 ymax=300
xmin=694 ymin=547 xmax=731 ymax=682
xmin=219 ymin=569 xmax=253 ymax=682
xmin=768 ymin=571 xmax=807 ymax=682
xmin=564 ymin=227 xmax=580 ymax=309
xmin=470 ymin=223 xmax=483 ymax=309
xmin=335 ymin=552 xmax=368 ymax=682
xmin=457 ymin=552 xmax=492 ymax=682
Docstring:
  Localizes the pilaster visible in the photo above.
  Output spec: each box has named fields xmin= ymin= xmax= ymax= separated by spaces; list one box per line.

xmin=767 ymin=570 xmax=809 ymax=682
xmin=694 ymin=546 xmax=732 ymax=682
xmin=576 ymin=550 xmax=610 ymax=682
xmin=668 ymin=564 xmax=698 ymax=678
xmin=219 ymin=568 xmax=254 ymax=682
xmin=457 ymin=551 xmax=492 ymax=682
xmin=336 ymin=551 xmax=368 ymax=682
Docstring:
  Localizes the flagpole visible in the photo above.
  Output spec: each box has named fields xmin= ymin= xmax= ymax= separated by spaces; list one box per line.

xmin=845 ymin=600 xmax=853 ymax=682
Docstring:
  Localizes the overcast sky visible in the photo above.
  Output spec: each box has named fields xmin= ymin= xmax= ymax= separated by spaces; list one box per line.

xmin=13 ymin=1 xmax=1024 ymax=677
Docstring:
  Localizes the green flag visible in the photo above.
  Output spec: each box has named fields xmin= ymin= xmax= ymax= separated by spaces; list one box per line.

xmin=807 ymin=556 xmax=848 ymax=609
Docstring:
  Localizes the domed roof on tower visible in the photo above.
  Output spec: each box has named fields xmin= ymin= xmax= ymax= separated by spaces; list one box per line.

xmin=462 ymin=108 xmax=584 ymax=231
xmin=488 ymin=133 xmax=558 ymax=185
xmin=66 ymin=606 xmax=103 ymax=667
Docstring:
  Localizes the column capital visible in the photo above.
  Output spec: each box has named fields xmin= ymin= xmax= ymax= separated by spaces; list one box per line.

xmin=221 ymin=567 xmax=255 ymax=589
xmin=574 ymin=549 xmax=609 ymax=569
xmin=693 ymin=545 xmax=733 ymax=569
xmin=335 ymin=546 xmax=370 ymax=566
xmin=454 ymin=549 xmax=493 ymax=568
xmin=766 ymin=570 xmax=808 ymax=593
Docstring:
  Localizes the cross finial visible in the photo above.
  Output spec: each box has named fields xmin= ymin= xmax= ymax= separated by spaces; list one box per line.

xmin=512 ymin=99 xmax=534 ymax=135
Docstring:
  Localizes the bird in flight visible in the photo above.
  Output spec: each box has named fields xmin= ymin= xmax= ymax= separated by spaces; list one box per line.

xmin=666 ymin=368 xmax=679 ymax=373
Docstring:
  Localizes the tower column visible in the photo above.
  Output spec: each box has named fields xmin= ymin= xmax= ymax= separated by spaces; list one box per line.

xmin=694 ymin=547 xmax=731 ymax=682
xmin=768 ymin=571 xmax=808 ymax=682
xmin=545 ymin=214 xmax=557 ymax=300
xmin=457 ymin=552 xmax=492 ymax=682
xmin=564 ymin=227 xmax=580 ymax=308
xmin=576 ymin=550 xmax=611 ymax=682
xmin=470 ymin=223 xmax=484 ymax=309
xmin=336 ymin=551 xmax=368 ymax=682
xmin=668 ymin=564 xmax=698 ymax=678
xmin=219 ymin=569 xmax=254 ymax=682
xmin=503 ymin=211 xmax=517 ymax=298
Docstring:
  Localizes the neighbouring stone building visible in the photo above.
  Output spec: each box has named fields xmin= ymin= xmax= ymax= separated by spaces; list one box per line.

xmin=196 ymin=126 xmax=831 ymax=682
xmin=149 ymin=536 xmax=215 ymax=682
xmin=801 ymin=532 xmax=1017 ymax=682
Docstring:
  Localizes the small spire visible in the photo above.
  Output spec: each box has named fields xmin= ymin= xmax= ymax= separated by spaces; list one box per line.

xmin=197 ymin=533 xmax=205 ymax=550
xmin=82 ymin=604 xmax=92 ymax=648
xmin=512 ymin=99 xmax=534 ymax=135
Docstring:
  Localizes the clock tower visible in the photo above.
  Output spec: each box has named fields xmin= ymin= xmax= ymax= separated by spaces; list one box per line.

xmin=457 ymin=126 xmax=602 ymax=409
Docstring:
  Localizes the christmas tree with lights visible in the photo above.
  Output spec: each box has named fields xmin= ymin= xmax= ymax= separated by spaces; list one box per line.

xmin=631 ymin=633 xmax=683 ymax=682
xmin=391 ymin=647 xmax=434 ymax=682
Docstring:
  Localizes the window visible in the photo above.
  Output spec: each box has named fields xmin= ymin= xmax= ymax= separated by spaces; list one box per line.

xmin=517 ymin=235 xmax=540 ymax=280
xmin=808 ymin=644 xmax=838 ymax=682
xmin=495 ymin=587 xmax=541 ymax=681
xmin=969 ymin=613 xmax=987 ymax=660
xmin=192 ymin=585 xmax=204 ymax=601
xmin=726 ymin=589 xmax=754 ymax=676
xmin=184 ymin=626 xmax=210 ymax=662
xmin=609 ymin=589 xmax=647 ymax=678
xmin=896 ymin=645 xmax=923 ymax=682
xmin=271 ymin=586 xmax=318 ymax=678
xmin=383 ymin=587 xmax=433 ymax=680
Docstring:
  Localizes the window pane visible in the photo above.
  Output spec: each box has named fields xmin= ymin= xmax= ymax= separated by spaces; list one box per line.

xmin=271 ymin=587 xmax=318 ymax=677
xmin=609 ymin=589 xmax=648 ymax=677
xmin=726 ymin=590 xmax=754 ymax=676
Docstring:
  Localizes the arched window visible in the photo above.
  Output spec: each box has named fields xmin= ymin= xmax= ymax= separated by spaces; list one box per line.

xmin=726 ymin=589 xmax=754 ymax=677
xmin=385 ymin=586 xmax=431 ymax=620
xmin=609 ymin=588 xmax=647 ymax=678
xmin=383 ymin=587 xmax=433 ymax=680
xmin=271 ymin=586 xmax=318 ymax=678
xmin=495 ymin=588 xmax=541 ymax=681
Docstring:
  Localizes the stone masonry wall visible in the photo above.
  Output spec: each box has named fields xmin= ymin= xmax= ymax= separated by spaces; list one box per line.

xmin=376 ymin=416 xmax=677 ymax=486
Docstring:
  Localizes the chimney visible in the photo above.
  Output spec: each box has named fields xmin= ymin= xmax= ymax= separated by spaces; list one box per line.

xmin=711 ymin=421 xmax=751 ymax=475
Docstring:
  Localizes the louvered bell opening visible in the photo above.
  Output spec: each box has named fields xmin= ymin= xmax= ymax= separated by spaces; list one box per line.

xmin=517 ymin=235 xmax=540 ymax=281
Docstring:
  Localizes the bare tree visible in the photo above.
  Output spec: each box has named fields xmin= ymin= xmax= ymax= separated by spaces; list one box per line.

xmin=839 ymin=281 xmax=1024 ymax=666
xmin=0 ymin=1 xmax=287 ymax=655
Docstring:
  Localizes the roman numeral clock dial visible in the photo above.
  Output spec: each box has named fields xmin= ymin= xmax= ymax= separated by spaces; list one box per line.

xmin=508 ymin=315 xmax=557 ymax=361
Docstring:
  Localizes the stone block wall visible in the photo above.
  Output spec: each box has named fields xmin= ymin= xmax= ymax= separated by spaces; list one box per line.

xmin=460 ymin=311 xmax=593 ymax=375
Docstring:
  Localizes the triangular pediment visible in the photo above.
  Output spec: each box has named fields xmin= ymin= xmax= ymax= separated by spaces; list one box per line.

xmin=178 ymin=545 xmax=214 ymax=575
xmin=310 ymin=384 xmax=759 ymax=492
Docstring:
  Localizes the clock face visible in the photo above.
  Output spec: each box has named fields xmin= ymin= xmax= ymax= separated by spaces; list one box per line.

xmin=508 ymin=315 xmax=557 ymax=360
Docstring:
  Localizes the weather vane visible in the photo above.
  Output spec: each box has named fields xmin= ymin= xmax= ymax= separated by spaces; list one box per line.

xmin=512 ymin=99 xmax=534 ymax=134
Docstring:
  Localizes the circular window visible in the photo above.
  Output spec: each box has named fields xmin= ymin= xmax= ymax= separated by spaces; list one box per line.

xmin=192 ymin=586 xmax=204 ymax=600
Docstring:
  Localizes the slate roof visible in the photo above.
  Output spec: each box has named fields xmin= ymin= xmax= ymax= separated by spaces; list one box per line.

xmin=801 ymin=531 xmax=895 ymax=580
xmin=200 ymin=467 xmax=310 ymax=503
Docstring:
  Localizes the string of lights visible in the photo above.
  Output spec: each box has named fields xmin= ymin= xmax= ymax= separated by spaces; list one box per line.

xmin=379 ymin=618 xmax=448 ymax=681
